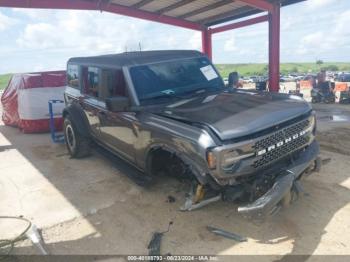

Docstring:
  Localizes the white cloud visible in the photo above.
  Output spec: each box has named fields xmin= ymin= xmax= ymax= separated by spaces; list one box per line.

xmin=224 ymin=35 xmax=237 ymax=52
xmin=189 ymin=32 xmax=201 ymax=50
xmin=12 ymin=8 xmax=55 ymax=20
xmin=16 ymin=23 xmax=63 ymax=48
xmin=296 ymin=8 xmax=350 ymax=57
xmin=334 ymin=10 xmax=350 ymax=34
xmin=0 ymin=11 xmax=18 ymax=31
xmin=306 ymin=0 xmax=337 ymax=9
xmin=14 ymin=10 xmax=201 ymax=55
xmin=15 ymin=10 xmax=148 ymax=54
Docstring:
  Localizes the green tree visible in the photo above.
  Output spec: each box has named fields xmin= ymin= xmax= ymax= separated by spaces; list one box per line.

xmin=321 ymin=65 xmax=339 ymax=71
xmin=316 ymin=59 xmax=324 ymax=66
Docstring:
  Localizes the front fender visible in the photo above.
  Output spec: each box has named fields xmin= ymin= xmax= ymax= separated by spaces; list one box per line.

xmin=143 ymin=138 xmax=210 ymax=185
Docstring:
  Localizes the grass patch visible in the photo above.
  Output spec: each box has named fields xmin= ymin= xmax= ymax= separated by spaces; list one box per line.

xmin=0 ymin=74 xmax=12 ymax=90
xmin=216 ymin=62 xmax=350 ymax=78
xmin=1 ymin=62 xmax=349 ymax=89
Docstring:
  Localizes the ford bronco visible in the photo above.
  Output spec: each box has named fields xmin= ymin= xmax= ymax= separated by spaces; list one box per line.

xmin=63 ymin=50 xmax=320 ymax=217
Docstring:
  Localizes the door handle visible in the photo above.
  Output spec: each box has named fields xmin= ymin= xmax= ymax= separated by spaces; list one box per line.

xmin=98 ymin=111 xmax=107 ymax=116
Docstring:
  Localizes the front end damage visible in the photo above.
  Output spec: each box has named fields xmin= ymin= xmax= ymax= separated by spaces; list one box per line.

xmin=181 ymin=113 xmax=321 ymax=218
xmin=181 ymin=140 xmax=320 ymax=217
xmin=236 ymin=140 xmax=320 ymax=217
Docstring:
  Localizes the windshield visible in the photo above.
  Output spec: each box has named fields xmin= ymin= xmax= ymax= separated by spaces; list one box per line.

xmin=129 ymin=57 xmax=224 ymax=104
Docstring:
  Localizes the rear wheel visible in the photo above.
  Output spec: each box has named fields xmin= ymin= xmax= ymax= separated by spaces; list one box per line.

xmin=64 ymin=115 xmax=91 ymax=158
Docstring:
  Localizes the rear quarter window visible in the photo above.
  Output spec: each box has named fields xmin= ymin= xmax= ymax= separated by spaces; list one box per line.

xmin=67 ymin=64 xmax=80 ymax=89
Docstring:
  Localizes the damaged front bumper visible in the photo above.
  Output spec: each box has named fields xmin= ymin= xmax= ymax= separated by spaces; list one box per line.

xmin=237 ymin=140 xmax=320 ymax=217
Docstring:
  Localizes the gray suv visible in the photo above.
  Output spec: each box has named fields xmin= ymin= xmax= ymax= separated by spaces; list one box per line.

xmin=63 ymin=50 xmax=320 ymax=217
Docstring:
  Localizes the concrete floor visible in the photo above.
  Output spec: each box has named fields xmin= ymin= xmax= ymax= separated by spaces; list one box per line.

xmin=1 ymin=103 xmax=350 ymax=260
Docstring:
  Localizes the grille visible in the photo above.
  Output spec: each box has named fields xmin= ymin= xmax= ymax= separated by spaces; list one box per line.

xmin=252 ymin=119 xmax=310 ymax=168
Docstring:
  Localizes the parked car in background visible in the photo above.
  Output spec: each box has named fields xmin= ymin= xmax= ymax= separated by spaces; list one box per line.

xmin=337 ymin=73 xmax=350 ymax=82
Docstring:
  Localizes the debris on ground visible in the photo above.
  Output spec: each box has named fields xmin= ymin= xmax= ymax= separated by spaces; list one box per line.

xmin=180 ymin=183 xmax=222 ymax=211
xmin=207 ymin=226 xmax=247 ymax=242
xmin=0 ymin=216 xmax=49 ymax=256
xmin=25 ymin=224 xmax=48 ymax=255
xmin=148 ymin=232 xmax=163 ymax=256
xmin=322 ymin=158 xmax=331 ymax=165
xmin=147 ymin=221 xmax=173 ymax=256
xmin=166 ymin=195 xmax=176 ymax=203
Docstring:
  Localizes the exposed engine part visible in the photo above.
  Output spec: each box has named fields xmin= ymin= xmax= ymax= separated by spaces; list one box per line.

xmin=180 ymin=183 xmax=221 ymax=211
xmin=222 ymin=186 xmax=244 ymax=202
xmin=207 ymin=226 xmax=247 ymax=242
xmin=194 ymin=184 xmax=205 ymax=203
xmin=237 ymin=171 xmax=295 ymax=217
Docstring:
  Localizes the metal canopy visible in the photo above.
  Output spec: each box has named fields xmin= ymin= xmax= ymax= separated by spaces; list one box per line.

xmin=0 ymin=0 xmax=306 ymax=92
xmin=0 ymin=0 xmax=303 ymax=28
xmin=110 ymin=0 xmax=302 ymax=27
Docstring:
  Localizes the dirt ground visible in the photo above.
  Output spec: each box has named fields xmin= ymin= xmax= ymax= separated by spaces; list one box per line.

xmin=1 ymin=102 xmax=350 ymax=261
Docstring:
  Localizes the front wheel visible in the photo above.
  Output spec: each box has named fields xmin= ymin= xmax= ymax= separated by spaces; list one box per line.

xmin=63 ymin=115 xmax=91 ymax=158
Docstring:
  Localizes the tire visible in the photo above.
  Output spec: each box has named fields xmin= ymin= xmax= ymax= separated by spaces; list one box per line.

xmin=63 ymin=115 xmax=91 ymax=158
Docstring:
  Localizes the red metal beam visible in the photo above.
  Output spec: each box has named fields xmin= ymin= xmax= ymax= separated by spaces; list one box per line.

xmin=202 ymin=29 xmax=212 ymax=60
xmin=0 ymin=0 xmax=203 ymax=31
xmin=268 ymin=3 xmax=280 ymax=92
xmin=211 ymin=14 xmax=268 ymax=34
xmin=238 ymin=0 xmax=273 ymax=12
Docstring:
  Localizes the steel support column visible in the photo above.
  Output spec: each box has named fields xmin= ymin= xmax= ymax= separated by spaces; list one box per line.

xmin=202 ymin=28 xmax=212 ymax=60
xmin=268 ymin=2 xmax=280 ymax=92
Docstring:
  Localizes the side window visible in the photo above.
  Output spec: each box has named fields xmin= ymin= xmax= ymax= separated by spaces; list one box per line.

xmin=67 ymin=64 xmax=79 ymax=89
xmin=99 ymin=69 xmax=127 ymax=100
xmin=82 ymin=66 xmax=100 ymax=98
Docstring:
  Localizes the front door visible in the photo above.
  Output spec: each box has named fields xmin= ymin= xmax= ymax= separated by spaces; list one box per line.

xmin=82 ymin=67 xmax=137 ymax=162
xmin=80 ymin=66 xmax=102 ymax=137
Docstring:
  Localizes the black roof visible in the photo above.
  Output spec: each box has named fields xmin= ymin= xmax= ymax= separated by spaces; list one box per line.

xmin=68 ymin=50 xmax=204 ymax=68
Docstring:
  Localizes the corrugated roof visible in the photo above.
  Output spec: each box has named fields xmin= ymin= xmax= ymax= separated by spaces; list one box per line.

xmin=108 ymin=0 xmax=305 ymax=26
xmin=0 ymin=0 xmax=305 ymax=28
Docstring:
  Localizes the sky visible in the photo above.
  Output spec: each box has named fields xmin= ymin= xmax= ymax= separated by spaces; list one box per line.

xmin=0 ymin=0 xmax=349 ymax=74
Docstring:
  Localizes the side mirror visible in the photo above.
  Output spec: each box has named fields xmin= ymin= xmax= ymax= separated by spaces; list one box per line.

xmin=105 ymin=96 xmax=129 ymax=112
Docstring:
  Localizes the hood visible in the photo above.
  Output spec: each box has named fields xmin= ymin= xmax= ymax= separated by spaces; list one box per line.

xmin=156 ymin=90 xmax=311 ymax=141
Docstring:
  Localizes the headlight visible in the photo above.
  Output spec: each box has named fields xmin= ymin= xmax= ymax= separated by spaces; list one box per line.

xmin=308 ymin=113 xmax=316 ymax=134
xmin=221 ymin=150 xmax=240 ymax=168
xmin=207 ymin=148 xmax=254 ymax=171
xmin=207 ymin=149 xmax=240 ymax=170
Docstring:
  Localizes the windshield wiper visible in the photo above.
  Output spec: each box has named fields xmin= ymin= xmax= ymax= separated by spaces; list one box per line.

xmin=143 ymin=93 xmax=186 ymax=101
xmin=182 ymin=86 xmax=223 ymax=97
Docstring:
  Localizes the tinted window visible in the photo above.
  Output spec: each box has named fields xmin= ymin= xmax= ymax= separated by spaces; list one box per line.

xmin=82 ymin=67 xmax=127 ymax=101
xmin=99 ymin=69 xmax=127 ymax=100
xmin=82 ymin=67 xmax=99 ymax=97
xmin=129 ymin=57 xmax=224 ymax=104
xmin=67 ymin=64 xmax=79 ymax=88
